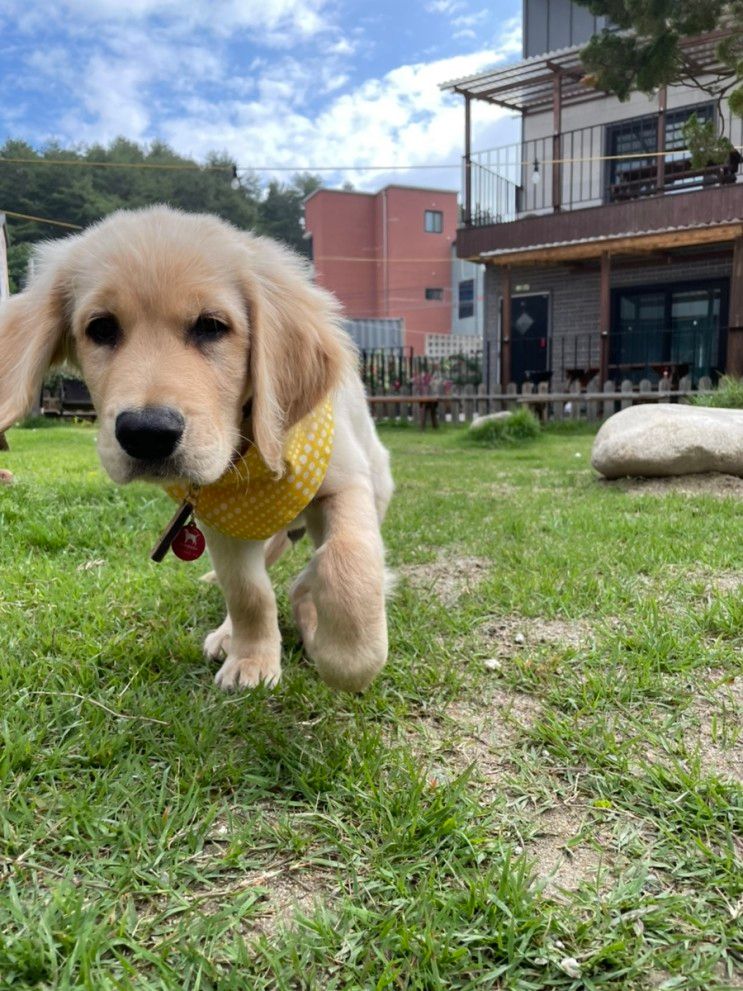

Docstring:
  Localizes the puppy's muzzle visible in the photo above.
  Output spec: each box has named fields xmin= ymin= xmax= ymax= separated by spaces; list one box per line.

xmin=115 ymin=406 xmax=185 ymax=461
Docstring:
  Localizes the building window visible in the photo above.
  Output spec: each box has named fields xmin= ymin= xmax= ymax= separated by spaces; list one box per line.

xmin=425 ymin=287 xmax=444 ymax=300
xmin=606 ymin=102 xmax=714 ymax=195
xmin=424 ymin=210 xmax=443 ymax=233
xmin=611 ymin=279 xmax=726 ymax=386
xmin=458 ymin=279 xmax=474 ymax=319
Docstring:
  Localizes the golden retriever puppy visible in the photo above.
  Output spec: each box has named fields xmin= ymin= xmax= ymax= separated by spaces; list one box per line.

xmin=0 ymin=206 xmax=393 ymax=691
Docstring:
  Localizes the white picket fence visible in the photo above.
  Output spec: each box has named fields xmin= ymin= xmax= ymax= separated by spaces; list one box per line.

xmin=367 ymin=375 xmax=714 ymax=424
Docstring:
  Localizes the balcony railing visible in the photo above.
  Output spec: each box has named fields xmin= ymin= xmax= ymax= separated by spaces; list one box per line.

xmin=463 ymin=107 xmax=743 ymax=228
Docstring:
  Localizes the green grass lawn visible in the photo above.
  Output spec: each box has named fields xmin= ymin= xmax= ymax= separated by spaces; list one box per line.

xmin=0 ymin=421 xmax=741 ymax=990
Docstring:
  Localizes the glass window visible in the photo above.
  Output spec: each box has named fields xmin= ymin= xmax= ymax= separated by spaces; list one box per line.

xmin=606 ymin=103 xmax=714 ymax=194
xmin=425 ymin=287 xmax=444 ymax=301
xmin=424 ymin=210 xmax=443 ymax=233
xmin=612 ymin=281 xmax=725 ymax=384
xmin=458 ymin=279 xmax=474 ymax=319
xmin=671 ymin=287 xmax=722 ymax=373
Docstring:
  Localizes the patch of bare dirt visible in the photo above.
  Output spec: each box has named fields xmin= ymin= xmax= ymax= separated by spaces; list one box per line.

xmin=617 ymin=674 xmax=742 ymax=783
xmin=600 ymin=472 xmax=743 ymax=499
xmin=400 ymin=553 xmax=490 ymax=606
xmin=682 ymin=675 xmax=742 ymax=782
xmin=526 ymin=805 xmax=606 ymax=896
xmin=483 ymin=615 xmax=595 ymax=657
xmin=703 ymin=573 xmax=743 ymax=594
xmin=249 ymin=866 xmax=332 ymax=937
xmin=673 ymin=567 xmax=743 ymax=596
xmin=488 ymin=482 xmax=521 ymax=497
xmin=137 ymin=862 xmax=332 ymax=939
xmin=408 ymin=701 xmax=617 ymax=894
xmin=405 ymin=696 xmax=652 ymax=899
xmin=406 ymin=689 xmax=543 ymax=789
xmin=143 ymin=814 xmax=338 ymax=939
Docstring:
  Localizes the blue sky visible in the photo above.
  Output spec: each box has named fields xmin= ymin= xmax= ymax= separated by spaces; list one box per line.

xmin=0 ymin=0 xmax=522 ymax=192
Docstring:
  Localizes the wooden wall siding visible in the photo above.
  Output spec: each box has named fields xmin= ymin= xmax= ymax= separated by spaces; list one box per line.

xmin=457 ymin=185 xmax=743 ymax=262
xmin=367 ymin=376 xmax=713 ymax=425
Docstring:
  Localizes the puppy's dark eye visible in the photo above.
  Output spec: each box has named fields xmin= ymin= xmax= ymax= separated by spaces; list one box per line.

xmin=85 ymin=315 xmax=121 ymax=348
xmin=190 ymin=315 xmax=230 ymax=344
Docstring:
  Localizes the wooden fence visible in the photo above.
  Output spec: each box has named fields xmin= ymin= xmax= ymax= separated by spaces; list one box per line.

xmin=367 ymin=375 xmax=714 ymax=425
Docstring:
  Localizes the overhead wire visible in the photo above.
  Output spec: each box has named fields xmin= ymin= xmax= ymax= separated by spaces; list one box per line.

xmin=0 ymin=210 xmax=479 ymax=272
xmin=3 ymin=141 xmax=738 ymax=233
xmin=0 ymin=209 xmax=83 ymax=229
xmin=0 ymin=155 xmax=460 ymax=172
xmin=0 ymin=147 xmax=739 ymax=174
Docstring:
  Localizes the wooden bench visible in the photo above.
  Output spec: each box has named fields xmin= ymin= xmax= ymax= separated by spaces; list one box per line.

xmin=367 ymin=395 xmax=441 ymax=429
xmin=43 ymin=378 xmax=96 ymax=419
xmin=610 ymin=157 xmax=739 ymax=201
xmin=565 ymin=367 xmax=600 ymax=388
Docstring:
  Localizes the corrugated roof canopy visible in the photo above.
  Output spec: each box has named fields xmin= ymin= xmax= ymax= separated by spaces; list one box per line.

xmin=440 ymin=30 xmax=735 ymax=113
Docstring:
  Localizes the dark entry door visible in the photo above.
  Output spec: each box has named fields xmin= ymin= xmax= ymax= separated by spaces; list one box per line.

xmin=510 ymin=294 xmax=550 ymax=385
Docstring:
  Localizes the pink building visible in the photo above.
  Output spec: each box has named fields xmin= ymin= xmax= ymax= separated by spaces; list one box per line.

xmin=304 ymin=185 xmax=458 ymax=354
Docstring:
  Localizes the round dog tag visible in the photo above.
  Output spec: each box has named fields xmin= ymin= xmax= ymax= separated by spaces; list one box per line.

xmin=171 ymin=522 xmax=206 ymax=561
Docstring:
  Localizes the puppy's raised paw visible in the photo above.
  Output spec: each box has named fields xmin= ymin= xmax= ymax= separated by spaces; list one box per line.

xmin=214 ymin=654 xmax=282 ymax=690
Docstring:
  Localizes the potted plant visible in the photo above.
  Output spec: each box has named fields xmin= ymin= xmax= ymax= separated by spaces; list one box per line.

xmin=682 ymin=114 xmax=739 ymax=183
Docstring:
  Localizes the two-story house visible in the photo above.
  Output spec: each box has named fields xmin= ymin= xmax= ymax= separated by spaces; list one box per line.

xmin=442 ymin=0 xmax=743 ymax=390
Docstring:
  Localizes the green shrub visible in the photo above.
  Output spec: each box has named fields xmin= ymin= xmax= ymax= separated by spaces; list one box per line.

xmin=467 ymin=408 xmax=541 ymax=447
xmin=691 ymin=376 xmax=743 ymax=409
xmin=16 ymin=415 xmax=63 ymax=430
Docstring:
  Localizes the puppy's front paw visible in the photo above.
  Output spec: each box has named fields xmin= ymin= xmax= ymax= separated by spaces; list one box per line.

xmin=214 ymin=654 xmax=282 ymax=690
xmin=204 ymin=618 xmax=232 ymax=661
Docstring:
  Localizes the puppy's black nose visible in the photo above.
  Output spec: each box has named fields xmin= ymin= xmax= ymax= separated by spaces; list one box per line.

xmin=115 ymin=407 xmax=185 ymax=460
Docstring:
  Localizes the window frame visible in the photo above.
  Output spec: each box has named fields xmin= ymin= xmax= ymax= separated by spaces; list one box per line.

xmin=604 ymin=102 xmax=715 ymax=198
xmin=458 ymin=278 xmax=475 ymax=319
xmin=424 ymin=209 xmax=443 ymax=233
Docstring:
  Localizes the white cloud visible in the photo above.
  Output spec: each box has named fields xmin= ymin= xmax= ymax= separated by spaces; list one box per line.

xmin=160 ymin=21 xmax=523 ymax=193
xmin=6 ymin=2 xmax=523 ymax=198
xmin=1 ymin=0 xmax=334 ymax=46
xmin=425 ymin=0 xmax=465 ymax=13
xmin=22 ymin=22 xmax=231 ymax=145
xmin=326 ymin=37 xmax=356 ymax=56
xmin=452 ymin=9 xmax=488 ymax=28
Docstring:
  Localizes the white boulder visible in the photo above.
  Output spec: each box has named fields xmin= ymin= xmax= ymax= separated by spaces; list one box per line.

xmin=592 ymin=403 xmax=743 ymax=479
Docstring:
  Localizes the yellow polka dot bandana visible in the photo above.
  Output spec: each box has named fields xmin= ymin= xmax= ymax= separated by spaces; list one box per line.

xmin=163 ymin=399 xmax=334 ymax=540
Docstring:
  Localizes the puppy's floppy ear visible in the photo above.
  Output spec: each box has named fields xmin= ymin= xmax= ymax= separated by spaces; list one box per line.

xmin=0 ymin=240 xmax=75 ymax=431
xmin=242 ymin=238 xmax=356 ymax=474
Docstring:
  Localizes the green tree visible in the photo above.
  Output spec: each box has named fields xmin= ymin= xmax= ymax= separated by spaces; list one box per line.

xmin=574 ymin=1 xmax=743 ymax=119
xmin=0 ymin=137 xmax=321 ymax=286
xmin=256 ymin=172 xmax=322 ymax=255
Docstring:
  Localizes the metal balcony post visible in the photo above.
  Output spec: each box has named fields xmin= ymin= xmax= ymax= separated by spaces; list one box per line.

xmin=501 ymin=266 xmax=512 ymax=387
xmin=552 ymin=71 xmax=562 ymax=212
xmin=463 ymin=93 xmax=472 ymax=226
xmin=726 ymin=236 xmax=743 ymax=375
xmin=599 ymin=252 xmax=611 ymax=383
xmin=656 ymin=86 xmax=667 ymax=192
